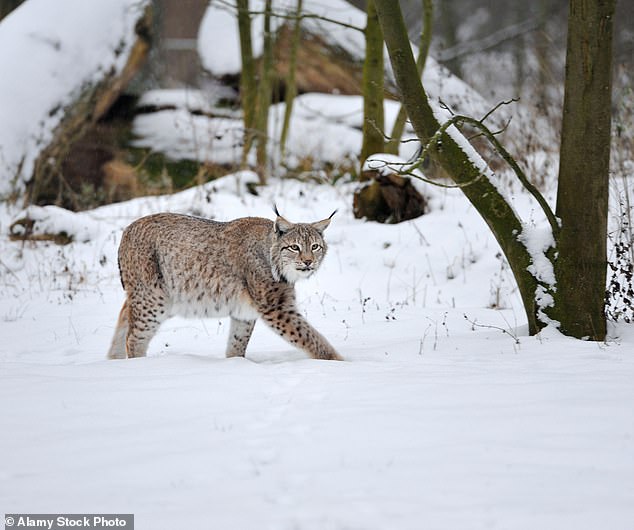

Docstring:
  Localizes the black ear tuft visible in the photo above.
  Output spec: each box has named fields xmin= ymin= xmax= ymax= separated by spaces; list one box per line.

xmin=311 ymin=210 xmax=336 ymax=234
xmin=273 ymin=206 xmax=293 ymax=235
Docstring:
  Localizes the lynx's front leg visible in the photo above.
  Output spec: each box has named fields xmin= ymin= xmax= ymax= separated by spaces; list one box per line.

xmin=254 ymin=286 xmax=342 ymax=361
xmin=263 ymin=309 xmax=342 ymax=360
xmin=226 ymin=317 xmax=256 ymax=358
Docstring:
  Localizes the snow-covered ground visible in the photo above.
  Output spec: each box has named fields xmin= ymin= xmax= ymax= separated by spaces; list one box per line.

xmin=1 ymin=176 xmax=633 ymax=529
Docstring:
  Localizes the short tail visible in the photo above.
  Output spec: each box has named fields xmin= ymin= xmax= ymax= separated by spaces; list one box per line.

xmin=107 ymin=299 xmax=129 ymax=359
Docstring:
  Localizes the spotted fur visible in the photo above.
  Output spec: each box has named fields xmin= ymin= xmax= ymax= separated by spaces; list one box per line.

xmin=107 ymin=211 xmax=341 ymax=361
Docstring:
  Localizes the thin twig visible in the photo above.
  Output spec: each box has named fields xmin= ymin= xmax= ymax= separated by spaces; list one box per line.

xmin=0 ymin=257 xmax=21 ymax=284
xmin=480 ymin=97 xmax=519 ymax=123
xmin=463 ymin=313 xmax=520 ymax=344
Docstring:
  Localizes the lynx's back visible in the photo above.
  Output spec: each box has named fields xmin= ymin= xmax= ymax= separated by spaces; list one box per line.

xmin=109 ymin=211 xmax=341 ymax=361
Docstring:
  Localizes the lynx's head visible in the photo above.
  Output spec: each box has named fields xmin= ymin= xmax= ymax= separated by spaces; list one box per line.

xmin=270 ymin=207 xmax=336 ymax=283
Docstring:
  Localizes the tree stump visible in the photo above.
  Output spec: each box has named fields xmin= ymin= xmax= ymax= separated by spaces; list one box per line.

xmin=353 ymin=170 xmax=427 ymax=223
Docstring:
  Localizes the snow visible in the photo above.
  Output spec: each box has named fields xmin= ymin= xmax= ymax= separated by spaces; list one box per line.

xmin=0 ymin=0 xmax=150 ymax=198
xmin=133 ymin=108 xmax=245 ymax=164
xmin=198 ymin=1 xmax=251 ymax=76
xmin=518 ymin=225 xmax=557 ymax=286
xmin=1 ymin=176 xmax=634 ymax=529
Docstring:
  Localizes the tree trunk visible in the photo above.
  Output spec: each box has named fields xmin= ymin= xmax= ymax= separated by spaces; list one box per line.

xmin=386 ymin=0 xmax=432 ymax=155
xmin=254 ymin=0 xmax=274 ymax=184
xmin=360 ymin=0 xmax=385 ymax=171
xmin=552 ymin=0 xmax=615 ymax=339
xmin=279 ymin=0 xmax=303 ymax=160
xmin=438 ymin=0 xmax=461 ymax=78
xmin=535 ymin=0 xmax=551 ymax=111
xmin=374 ymin=0 xmax=541 ymax=334
xmin=512 ymin=3 xmax=526 ymax=97
xmin=236 ymin=0 xmax=257 ymax=167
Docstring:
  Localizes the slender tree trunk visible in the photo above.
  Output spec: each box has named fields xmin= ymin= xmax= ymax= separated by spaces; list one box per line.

xmin=254 ymin=0 xmax=274 ymax=183
xmin=438 ymin=0 xmax=461 ymax=78
xmin=280 ymin=0 xmax=303 ymax=160
xmin=360 ymin=0 xmax=385 ymax=172
xmin=374 ymin=0 xmax=541 ymax=334
xmin=535 ymin=0 xmax=551 ymax=112
xmin=552 ymin=0 xmax=615 ymax=339
xmin=513 ymin=3 xmax=526 ymax=98
xmin=236 ymin=0 xmax=257 ymax=167
xmin=386 ymin=0 xmax=433 ymax=155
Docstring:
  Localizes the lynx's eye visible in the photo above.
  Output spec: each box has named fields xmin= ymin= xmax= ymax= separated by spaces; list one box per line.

xmin=289 ymin=244 xmax=300 ymax=252
xmin=311 ymin=243 xmax=322 ymax=251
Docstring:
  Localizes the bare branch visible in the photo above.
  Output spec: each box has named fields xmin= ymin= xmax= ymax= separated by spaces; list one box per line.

xmin=213 ymin=0 xmax=364 ymax=33
xmin=403 ymin=112 xmax=560 ymax=238
xmin=436 ymin=18 xmax=540 ymax=63
xmin=366 ymin=157 xmax=483 ymax=190
xmin=480 ymin=97 xmax=519 ymax=124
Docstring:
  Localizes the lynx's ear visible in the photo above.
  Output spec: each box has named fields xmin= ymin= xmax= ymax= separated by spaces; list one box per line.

xmin=311 ymin=210 xmax=337 ymax=234
xmin=273 ymin=205 xmax=293 ymax=235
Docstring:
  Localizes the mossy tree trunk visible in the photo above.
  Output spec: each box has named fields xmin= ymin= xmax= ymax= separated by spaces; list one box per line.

xmin=438 ymin=0 xmax=461 ymax=78
xmin=360 ymin=0 xmax=385 ymax=173
xmin=386 ymin=0 xmax=432 ymax=155
xmin=374 ymin=0 xmax=615 ymax=340
xmin=535 ymin=0 xmax=551 ymax=111
xmin=551 ymin=0 xmax=615 ymax=339
xmin=512 ymin=3 xmax=527 ymax=97
xmin=236 ymin=0 xmax=258 ymax=169
xmin=279 ymin=0 xmax=303 ymax=160
xmin=254 ymin=0 xmax=274 ymax=184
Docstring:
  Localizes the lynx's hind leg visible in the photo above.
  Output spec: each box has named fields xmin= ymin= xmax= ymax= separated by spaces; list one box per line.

xmin=107 ymin=299 xmax=129 ymax=359
xmin=226 ymin=318 xmax=256 ymax=358
xmin=125 ymin=287 xmax=169 ymax=358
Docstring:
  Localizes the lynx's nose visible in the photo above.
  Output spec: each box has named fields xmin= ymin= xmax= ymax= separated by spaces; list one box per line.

xmin=302 ymin=258 xmax=313 ymax=267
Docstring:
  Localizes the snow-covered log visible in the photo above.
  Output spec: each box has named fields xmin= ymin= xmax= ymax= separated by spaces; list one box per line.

xmin=0 ymin=0 xmax=152 ymax=202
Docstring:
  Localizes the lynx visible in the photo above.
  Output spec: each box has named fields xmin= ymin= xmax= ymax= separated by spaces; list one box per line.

xmin=107 ymin=208 xmax=342 ymax=361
